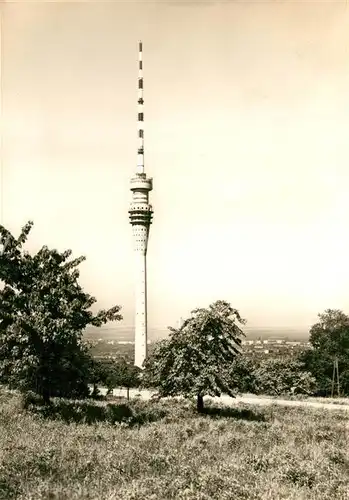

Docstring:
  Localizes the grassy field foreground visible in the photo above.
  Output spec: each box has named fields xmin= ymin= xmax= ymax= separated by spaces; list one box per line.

xmin=0 ymin=389 xmax=348 ymax=500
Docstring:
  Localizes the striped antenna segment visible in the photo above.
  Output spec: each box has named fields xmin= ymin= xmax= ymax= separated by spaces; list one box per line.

xmin=137 ymin=41 xmax=144 ymax=174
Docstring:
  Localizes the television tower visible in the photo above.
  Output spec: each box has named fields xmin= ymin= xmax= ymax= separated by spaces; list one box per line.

xmin=128 ymin=41 xmax=153 ymax=368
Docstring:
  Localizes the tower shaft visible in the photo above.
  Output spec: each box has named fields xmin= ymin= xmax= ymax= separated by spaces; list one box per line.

xmin=134 ymin=253 xmax=147 ymax=367
xmin=129 ymin=41 xmax=153 ymax=369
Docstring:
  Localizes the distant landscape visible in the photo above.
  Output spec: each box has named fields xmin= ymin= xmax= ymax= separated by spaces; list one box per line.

xmin=85 ymin=323 xmax=311 ymax=363
xmin=84 ymin=325 xmax=310 ymax=343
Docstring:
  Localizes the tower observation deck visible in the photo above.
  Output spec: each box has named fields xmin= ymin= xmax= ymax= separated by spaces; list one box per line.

xmin=128 ymin=41 xmax=153 ymax=368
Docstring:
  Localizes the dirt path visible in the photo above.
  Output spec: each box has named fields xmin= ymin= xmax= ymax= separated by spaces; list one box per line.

xmin=104 ymin=388 xmax=349 ymax=411
xmin=219 ymin=394 xmax=349 ymax=411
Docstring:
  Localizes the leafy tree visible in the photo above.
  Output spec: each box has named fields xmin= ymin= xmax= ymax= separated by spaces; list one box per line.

xmin=298 ymin=349 xmax=333 ymax=396
xmin=87 ymin=357 xmax=111 ymax=398
xmin=143 ymin=300 xmax=246 ymax=412
xmin=299 ymin=309 xmax=349 ymax=396
xmin=309 ymin=309 xmax=349 ymax=356
xmin=105 ymin=358 xmax=141 ymax=400
xmin=0 ymin=221 xmax=122 ymax=403
xmin=253 ymin=357 xmax=316 ymax=396
xmin=86 ymin=358 xmax=141 ymax=400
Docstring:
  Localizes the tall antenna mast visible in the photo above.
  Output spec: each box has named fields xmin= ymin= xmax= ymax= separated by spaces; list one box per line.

xmin=137 ymin=41 xmax=144 ymax=174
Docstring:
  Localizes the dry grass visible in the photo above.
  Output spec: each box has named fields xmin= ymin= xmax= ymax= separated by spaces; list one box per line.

xmin=0 ymin=388 xmax=348 ymax=500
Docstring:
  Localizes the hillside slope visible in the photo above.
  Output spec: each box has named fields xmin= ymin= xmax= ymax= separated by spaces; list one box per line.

xmin=0 ymin=389 xmax=348 ymax=499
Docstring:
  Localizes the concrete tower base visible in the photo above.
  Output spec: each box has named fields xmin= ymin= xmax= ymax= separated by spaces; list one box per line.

xmin=134 ymin=252 xmax=147 ymax=368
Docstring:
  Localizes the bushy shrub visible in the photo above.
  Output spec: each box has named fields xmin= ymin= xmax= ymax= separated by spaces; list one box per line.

xmin=253 ymin=358 xmax=317 ymax=396
xmin=229 ymin=355 xmax=259 ymax=394
xmin=20 ymin=390 xmax=45 ymax=409
xmin=22 ymin=396 xmax=170 ymax=426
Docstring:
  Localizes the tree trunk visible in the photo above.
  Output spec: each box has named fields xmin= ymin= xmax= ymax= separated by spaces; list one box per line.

xmin=197 ymin=394 xmax=204 ymax=413
xmin=127 ymin=387 xmax=130 ymax=401
xmin=42 ymin=388 xmax=51 ymax=406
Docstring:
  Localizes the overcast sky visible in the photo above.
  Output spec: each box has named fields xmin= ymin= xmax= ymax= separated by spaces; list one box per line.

xmin=2 ymin=0 xmax=349 ymax=332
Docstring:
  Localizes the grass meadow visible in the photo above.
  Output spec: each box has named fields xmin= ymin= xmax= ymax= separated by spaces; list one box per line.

xmin=0 ymin=388 xmax=348 ymax=500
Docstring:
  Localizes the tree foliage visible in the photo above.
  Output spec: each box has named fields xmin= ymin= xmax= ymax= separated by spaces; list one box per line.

xmin=229 ymin=355 xmax=259 ymax=394
xmin=105 ymin=358 xmax=141 ymax=399
xmin=0 ymin=221 xmax=123 ymax=402
xmin=298 ymin=309 xmax=349 ymax=396
xmin=87 ymin=357 xmax=111 ymax=398
xmin=309 ymin=309 xmax=349 ymax=357
xmin=253 ymin=357 xmax=316 ymax=396
xmin=111 ymin=358 xmax=141 ymax=389
xmin=228 ymin=354 xmax=317 ymax=397
xmin=87 ymin=357 xmax=141 ymax=399
xmin=143 ymin=300 xmax=246 ymax=411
